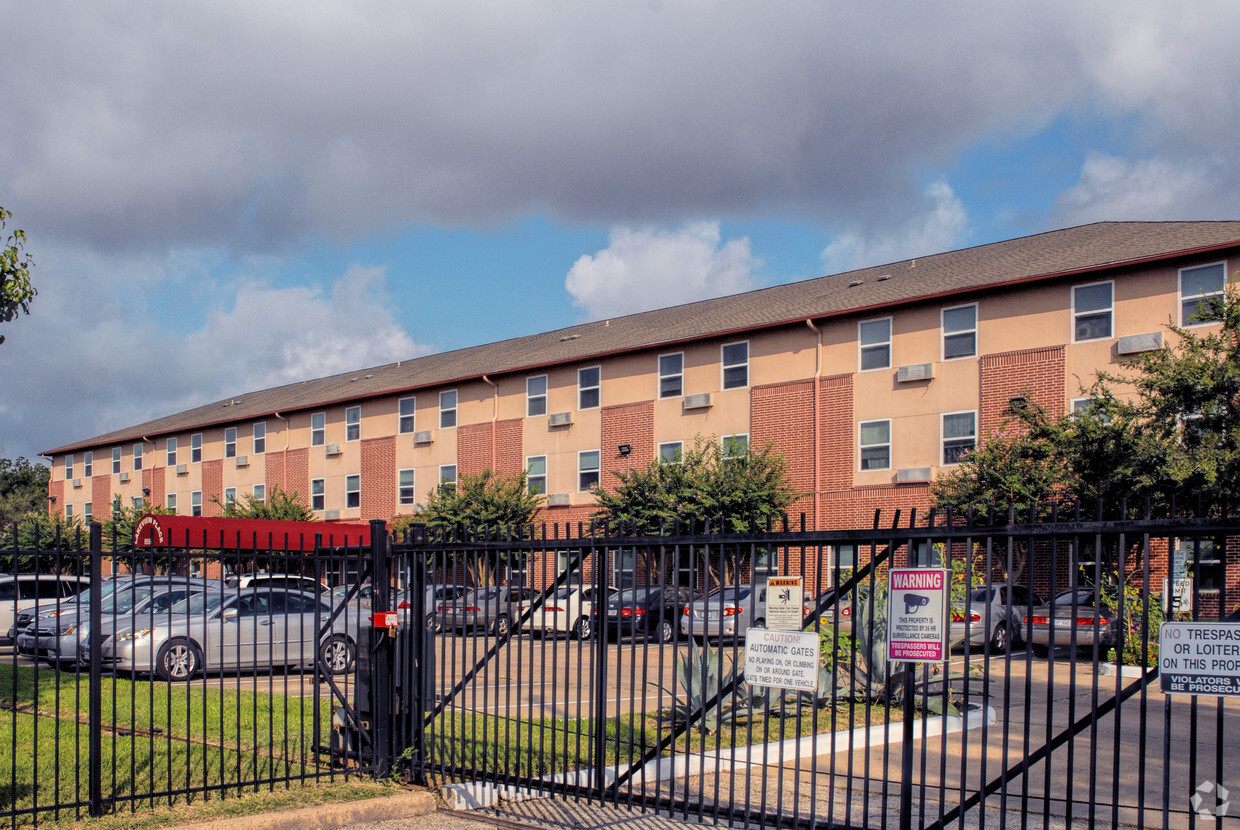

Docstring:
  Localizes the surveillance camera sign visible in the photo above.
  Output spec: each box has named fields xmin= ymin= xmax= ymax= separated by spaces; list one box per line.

xmin=887 ymin=568 xmax=950 ymax=662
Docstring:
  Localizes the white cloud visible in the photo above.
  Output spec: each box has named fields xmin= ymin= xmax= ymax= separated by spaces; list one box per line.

xmin=565 ymin=223 xmax=759 ymax=319
xmin=820 ymin=181 xmax=970 ymax=274
xmin=1053 ymin=154 xmax=1225 ymax=224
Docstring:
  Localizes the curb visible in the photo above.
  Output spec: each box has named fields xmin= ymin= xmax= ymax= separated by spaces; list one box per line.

xmin=174 ymin=789 xmax=437 ymax=830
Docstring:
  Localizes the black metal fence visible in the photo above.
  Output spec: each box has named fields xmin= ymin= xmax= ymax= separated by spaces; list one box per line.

xmin=397 ymin=509 xmax=1240 ymax=830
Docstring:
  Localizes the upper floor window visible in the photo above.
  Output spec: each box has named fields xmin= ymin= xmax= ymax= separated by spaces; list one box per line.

xmin=1073 ymin=281 xmax=1112 ymax=342
xmin=722 ymin=434 xmax=749 ymax=460
xmin=398 ymin=397 xmax=416 ymax=434
xmin=942 ymin=304 xmax=977 ymax=360
xmin=398 ymin=469 xmax=415 ymax=505
xmin=311 ymin=412 xmax=326 ymax=446
xmin=224 ymin=487 xmax=236 ymax=508
xmin=65 ymin=503 xmax=74 ymax=521
xmin=659 ymin=353 xmax=683 ymax=398
xmin=191 ymin=491 xmax=202 ymax=517
xmin=1180 ymin=262 xmax=1226 ymax=326
xmin=345 ymin=475 xmax=360 ymax=508
xmin=579 ymin=450 xmax=601 ymax=491
xmin=440 ymin=390 xmax=457 ymax=429
xmin=527 ymin=375 xmax=548 ymax=417
xmin=345 ymin=406 xmax=360 ymax=441
xmin=166 ymin=438 xmax=177 ymax=467
xmin=578 ymin=366 xmax=600 ymax=410
xmin=191 ymin=433 xmax=202 ymax=463
xmin=83 ymin=451 xmax=93 ymax=478
xmin=112 ymin=447 xmax=122 ymax=474
xmin=166 ymin=493 xmax=177 ymax=512
xmin=527 ymin=456 xmax=547 ymax=495
xmin=658 ymin=441 xmax=683 ymax=464
xmin=942 ymin=411 xmax=977 ymax=465
xmin=253 ymin=422 xmax=266 ymax=454
xmin=722 ymin=341 xmax=749 ymax=389
xmin=65 ymin=454 xmax=73 ymax=479
xmin=859 ymin=318 xmax=892 ymax=370
xmin=311 ymin=479 xmax=325 ymax=511
xmin=859 ymin=420 xmax=891 ymax=470
xmin=133 ymin=444 xmax=143 ymax=471
xmin=224 ymin=427 xmax=236 ymax=458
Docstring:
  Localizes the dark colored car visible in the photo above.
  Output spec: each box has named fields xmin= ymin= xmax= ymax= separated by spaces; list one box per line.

xmin=601 ymin=586 xmax=698 ymax=643
xmin=1024 ymin=588 xmax=1118 ymax=658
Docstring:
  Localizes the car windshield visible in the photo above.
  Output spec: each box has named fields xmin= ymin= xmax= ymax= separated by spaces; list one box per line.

xmin=469 ymin=587 xmax=501 ymax=601
xmin=551 ymin=587 xmax=579 ymax=599
xmin=703 ymin=587 xmax=750 ymax=602
xmin=969 ymin=588 xmax=998 ymax=602
xmin=102 ymin=586 xmax=156 ymax=615
xmin=616 ymin=589 xmax=655 ymax=604
xmin=172 ymin=591 xmax=226 ymax=616
xmin=1050 ymin=590 xmax=1097 ymax=606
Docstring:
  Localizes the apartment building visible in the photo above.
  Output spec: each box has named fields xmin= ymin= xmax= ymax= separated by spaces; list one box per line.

xmin=43 ymin=222 xmax=1240 ymax=583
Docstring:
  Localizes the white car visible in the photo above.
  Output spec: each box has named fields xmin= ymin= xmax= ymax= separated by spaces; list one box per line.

xmin=1 ymin=574 xmax=90 ymax=643
xmin=518 ymin=585 xmax=612 ymax=640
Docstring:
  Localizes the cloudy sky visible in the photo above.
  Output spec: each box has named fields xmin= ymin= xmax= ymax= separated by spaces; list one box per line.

xmin=2 ymin=1 xmax=1238 ymax=461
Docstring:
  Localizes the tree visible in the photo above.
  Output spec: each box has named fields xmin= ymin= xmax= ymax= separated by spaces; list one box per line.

xmin=101 ymin=497 xmax=178 ymax=573
xmin=419 ymin=469 xmax=543 ymax=586
xmin=592 ymin=436 xmax=797 ymax=588
xmin=0 ymin=206 xmax=36 ymax=344
xmin=213 ymin=484 xmax=315 ymax=521
xmin=0 ymin=456 xmax=51 ymax=529
xmin=2 ymin=511 xmax=87 ymax=573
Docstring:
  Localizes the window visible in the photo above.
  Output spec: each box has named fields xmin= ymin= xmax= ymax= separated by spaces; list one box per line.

xmin=832 ymin=544 xmax=858 ymax=571
xmin=557 ymin=551 xmax=584 ymax=585
xmin=133 ymin=444 xmax=143 ymax=471
xmin=252 ymin=484 xmax=265 ymax=503
xmin=1073 ymin=281 xmax=1112 ymax=341
xmin=398 ymin=397 xmax=416 ymax=434
xmin=754 ymin=548 xmax=779 ymax=587
xmin=658 ymin=353 xmax=683 ymax=398
xmin=83 ymin=451 xmax=93 ymax=477
xmin=527 ymin=456 xmax=546 ymax=495
xmin=942 ymin=304 xmax=977 ymax=360
xmin=166 ymin=438 xmax=177 ymax=467
xmin=253 ymin=421 xmax=266 ymax=454
xmin=224 ymin=427 xmax=236 ymax=458
xmin=859 ymin=318 xmax=892 ymax=370
xmin=440 ymin=390 xmax=457 ymax=428
xmin=191 ymin=491 xmax=202 ymax=517
xmin=111 ymin=496 xmax=121 ymax=515
xmin=722 ymin=434 xmax=749 ymax=459
xmin=398 ymin=469 xmax=415 ymax=505
xmin=65 ymin=454 xmax=73 ymax=479
xmin=131 ymin=497 xmax=142 ymax=509
xmin=166 ymin=493 xmax=177 ymax=512
xmin=311 ymin=479 xmax=325 ymax=511
xmin=83 ymin=502 xmax=92 ymax=523
xmin=1180 ymin=538 xmax=1224 ymax=591
xmin=65 ymin=504 xmax=73 ymax=521
xmin=224 ymin=487 xmax=236 ymax=508
xmin=1180 ymin=262 xmax=1226 ymax=326
xmin=942 ymin=411 xmax=977 ymax=465
xmin=658 ymin=442 xmax=683 ymax=464
xmin=527 ymin=375 xmax=548 ymax=417
xmin=578 ymin=450 xmax=600 ymax=491
xmin=859 ymin=420 xmax=891 ymax=470
xmin=613 ymin=549 xmax=637 ymax=590
xmin=722 ymin=341 xmax=749 ymax=389
xmin=439 ymin=465 xmax=457 ymax=490
xmin=345 ymin=407 xmax=360 ymax=441
xmin=191 ymin=433 xmax=202 ymax=463
xmin=112 ymin=447 xmax=121 ymax=474
xmin=311 ymin=412 xmax=326 ymax=446
xmin=578 ymin=366 xmax=600 ymax=409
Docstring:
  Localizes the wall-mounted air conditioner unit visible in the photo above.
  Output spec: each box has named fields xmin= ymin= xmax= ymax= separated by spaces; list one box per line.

xmin=176 ymin=464 xmax=188 ymax=476
xmin=1117 ymin=332 xmax=1162 ymax=355
xmin=72 ymin=479 xmax=82 ymax=489
xmin=896 ymin=467 xmax=932 ymax=483
xmin=324 ymin=509 xmax=340 ymax=520
xmin=325 ymin=443 xmax=342 ymax=456
xmin=546 ymin=493 xmax=571 ymax=507
xmin=683 ymin=393 xmax=712 ymax=410
xmin=119 ymin=472 xmax=130 ymax=483
xmin=235 ymin=456 xmax=248 ymax=468
xmin=548 ymin=412 xmax=573 ymax=427
xmin=413 ymin=430 xmax=432 ymax=445
xmin=896 ymin=363 xmax=934 ymax=383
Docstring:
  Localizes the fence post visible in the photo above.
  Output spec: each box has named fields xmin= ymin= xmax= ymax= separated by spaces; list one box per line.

xmin=369 ymin=520 xmax=393 ymax=779
xmin=407 ymin=523 xmax=428 ymax=785
xmin=88 ymin=521 xmax=103 ymax=818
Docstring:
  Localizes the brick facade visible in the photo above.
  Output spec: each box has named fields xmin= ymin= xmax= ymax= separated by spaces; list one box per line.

xmin=979 ymin=346 xmax=1066 ymax=437
xmin=361 ymin=437 xmax=396 ymax=520
xmin=202 ymin=460 xmax=224 ymax=517
xmin=47 ymin=479 xmax=63 ymax=518
xmin=143 ymin=467 xmax=165 ymax=508
xmin=600 ymin=401 xmax=654 ymax=493
xmin=751 ymin=379 xmax=816 ymax=522
xmin=91 ymin=475 xmax=111 ymax=518
xmin=818 ymin=374 xmax=854 ymax=495
xmin=457 ymin=423 xmax=493 ymax=478
xmin=495 ymin=419 xmax=524 ymax=476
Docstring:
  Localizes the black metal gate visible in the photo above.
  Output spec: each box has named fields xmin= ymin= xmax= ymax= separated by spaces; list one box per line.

xmin=393 ymin=510 xmax=1240 ymax=830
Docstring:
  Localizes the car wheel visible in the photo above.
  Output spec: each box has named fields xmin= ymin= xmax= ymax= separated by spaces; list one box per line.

xmin=156 ymin=638 xmax=201 ymax=682
xmin=573 ymin=616 xmax=592 ymax=641
xmin=319 ymin=635 xmax=355 ymax=675
xmin=425 ymin=613 xmax=442 ymax=633
xmin=493 ymin=615 xmax=511 ymax=638
xmin=989 ymin=622 xmax=1010 ymax=653
xmin=655 ymin=619 xmax=674 ymax=644
xmin=1031 ymin=644 xmax=1050 ymax=659
xmin=752 ymin=618 xmax=766 ymax=630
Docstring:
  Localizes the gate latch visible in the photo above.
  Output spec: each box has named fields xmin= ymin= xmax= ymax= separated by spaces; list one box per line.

xmin=372 ymin=610 xmax=398 ymax=636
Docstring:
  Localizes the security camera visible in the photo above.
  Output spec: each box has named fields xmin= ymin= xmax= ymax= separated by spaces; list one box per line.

xmin=904 ymin=593 xmax=930 ymax=615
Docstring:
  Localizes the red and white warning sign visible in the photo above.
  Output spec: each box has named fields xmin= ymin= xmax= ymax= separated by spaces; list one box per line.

xmin=887 ymin=568 xmax=950 ymax=662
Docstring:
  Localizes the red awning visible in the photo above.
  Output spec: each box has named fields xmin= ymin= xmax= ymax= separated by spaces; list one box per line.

xmin=132 ymin=514 xmax=373 ymax=551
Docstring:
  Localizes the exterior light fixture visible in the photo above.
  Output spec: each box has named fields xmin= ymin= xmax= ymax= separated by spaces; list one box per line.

xmin=618 ymin=444 xmax=632 ymax=457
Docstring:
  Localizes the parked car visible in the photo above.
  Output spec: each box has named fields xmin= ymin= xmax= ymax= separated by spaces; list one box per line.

xmin=519 ymin=585 xmax=612 ymax=639
xmin=18 ymin=576 xmax=216 ymax=666
xmin=398 ymin=585 xmax=467 ymax=628
xmin=680 ymin=584 xmax=768 ymax=640
xmin=951 ymin=584 xmax=1042 ymax=652
xmin=91 ymin=586 xmax=359 ymax=681
xmin=1 ymin=574 xmax=90 ymax=643
xmin=803 ymin=589 xmax=858 ymax=635
xmin=1024 ymin=588 xmax=1118 ymax=658
xmin=227 ymin=573 xmax=325 ymax=593
xmin=434 ymin=585 xmax=527 ymax=637
xmin=602 ymin=586 xmax=697 ymax=643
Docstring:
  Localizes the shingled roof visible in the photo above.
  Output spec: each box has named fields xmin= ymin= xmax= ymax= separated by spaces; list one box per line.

xmin=45 ymin=220 xmax=1240 ymax=455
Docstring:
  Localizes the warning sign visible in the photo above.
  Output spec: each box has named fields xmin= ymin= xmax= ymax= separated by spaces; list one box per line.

xmin=887 ymin=568 xmax=950 ymax=663
xmin=764 ymin=576 xmax=804 ymax=631
xmin=744 ymin=629 xmax=820 ymax=692
xmin=1159 ymin=622 xmax=1240 ymax=697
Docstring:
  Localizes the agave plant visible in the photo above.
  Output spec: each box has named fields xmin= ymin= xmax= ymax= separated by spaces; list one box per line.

xmin=650 ymin=640 xmax=750 ymax=734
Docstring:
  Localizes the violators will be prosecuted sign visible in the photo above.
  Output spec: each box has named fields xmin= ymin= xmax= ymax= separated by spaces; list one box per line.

xmin=887 ymin=568 xmax=950 ymax=663
xmin=1159 ymin=622 xmax=1240 ymax=697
